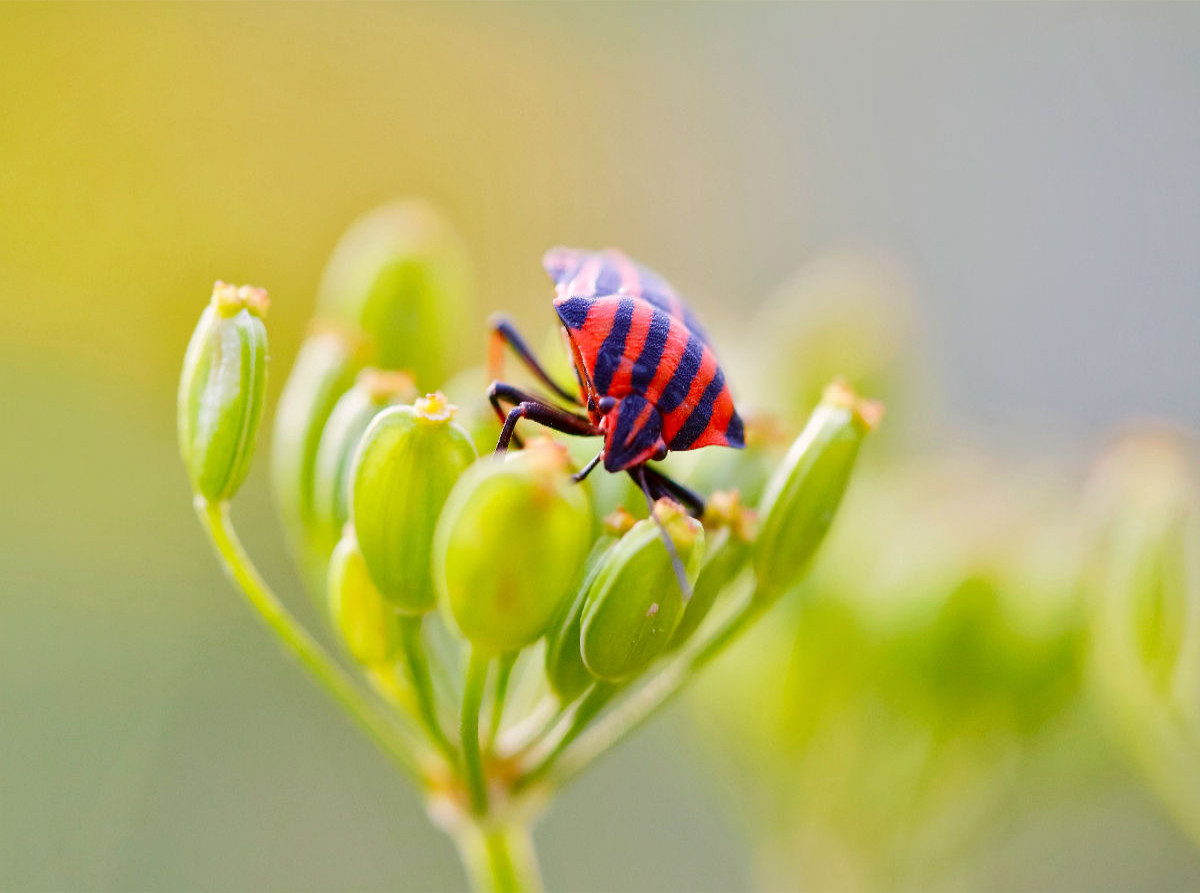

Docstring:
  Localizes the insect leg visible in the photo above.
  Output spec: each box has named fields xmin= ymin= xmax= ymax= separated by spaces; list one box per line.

xmin=487 ymin=381 xmax=550 ymax=449
xmin=571 ymin=451 xmax=604 ymax=483
xmin=489 ymin=382 xmax=599 ymax=453
xmin=633 ymin=464 xmax=707 ymax=519
xmin=488 ymin=315 xmax=583 ymax=405
xmin=633 ymin=465 xmax=694 ymax=601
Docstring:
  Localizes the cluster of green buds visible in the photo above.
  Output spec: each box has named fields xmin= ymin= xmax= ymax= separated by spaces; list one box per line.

xmin=177 ymin=202 xmax=881 ymax=891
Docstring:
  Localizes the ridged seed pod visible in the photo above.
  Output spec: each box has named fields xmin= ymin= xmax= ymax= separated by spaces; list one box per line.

xmin=351 ymin=394 xmax=477 ymax=614
xmin=270 ymin=329 xmax=365 ymax=579
xmin=670 ymin=535 xmax=751 ymax=650
xmin=178 ymin=282 xmax=269 ymax=503
xmin=580 ymin=501 xmax=705 ymax=683
xmin=754 ymin=380 xmax=881 ymax=601
xmin=327 ymin=529 xmax=404 ymax=666
xmin=314 ymin=200 xmax=471 ymax=389
xmin=435 ymin=440 xmax=592 ymax=655
xmin=544 ymin=540 xmax=613 ymax=702
xmin=312 ymin=369 xmax=416 ymax=548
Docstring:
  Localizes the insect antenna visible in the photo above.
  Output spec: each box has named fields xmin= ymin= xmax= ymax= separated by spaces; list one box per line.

xmin=634 ymin=465 xmax=694 ymax=602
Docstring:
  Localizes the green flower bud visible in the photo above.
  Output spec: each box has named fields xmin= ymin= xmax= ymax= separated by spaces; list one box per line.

xmin=1086 ymin=433 xmax=1200 ymax=844
xmin=315 ymin=200 xmax=471 ymax=388
xmin=270 ymin=329 xmax=365 ymax=579
xmin=1088 ymin=435 xmax=1200 ymax=705
xmin=667 ymin=491 xmax=756 ymax=650
xmin=351 ymin=394 xmax=477 ymax=614
xmin=545 ymin=540 xmax=613 ymax=702
xmin=312 ymin=369 xmax=416 ymax=548
xmin=435 ymin=440 xmax=592 ymax=655
xmin=754 ymin=380 xmax=881 ymax=601
xmin=581 ymin=501 xmax=705 ymax=683
xmin=178 ymin=282 xmax=270 ymax=503
xmin=543 ymin=510 xmax=641 ymax=700
xmin=327 ymin=529 xmax=404 ymax=666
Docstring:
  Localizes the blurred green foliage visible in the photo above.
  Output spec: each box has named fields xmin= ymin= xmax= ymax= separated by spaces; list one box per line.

xmin=690 ymin=258 xmax=1200 ymax=890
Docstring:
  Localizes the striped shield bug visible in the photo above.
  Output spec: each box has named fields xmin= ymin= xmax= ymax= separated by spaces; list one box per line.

xmin=487 ymin=248 xmax=746 ymax=593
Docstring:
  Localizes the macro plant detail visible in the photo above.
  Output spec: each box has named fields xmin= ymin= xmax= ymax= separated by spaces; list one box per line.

xmin=176 ymin=201 xmax=880 ymax=891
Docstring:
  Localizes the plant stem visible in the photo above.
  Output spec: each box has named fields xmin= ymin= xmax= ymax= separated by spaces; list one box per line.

xmin=399 ymin=615 xmax=459 ymax=765
xmin=488 ymin=652 xmax=517 ymax=750
xmin=515 ymin=683 xmax=616 ymax=791
xmin=454 ymin=820 xmax=542 ymax=893
xmin=539 ymin=599 xmax=764 ymax=792
xmin=461 ymin=649 xmax=491 ymax=814
xmin=496 ymin=695 xmax=561 ymax=757
xmin=195 ymin=498 xmax=426 ymax=780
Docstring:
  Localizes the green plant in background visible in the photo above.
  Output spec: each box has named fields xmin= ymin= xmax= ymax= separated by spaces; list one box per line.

xmin=689 ymin=255 xmax=1200 ymax=890
xmin=1086 ymin=432 xmax=1200 ymax=847
xmin=176 ymin=202 xmax=882 ymax=891
xmin=695 ymin=454 xmax=1088 ymax=889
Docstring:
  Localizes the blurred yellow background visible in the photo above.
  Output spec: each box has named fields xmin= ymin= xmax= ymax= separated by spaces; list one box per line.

xmin=3 ymin=3 xmax=1200 ymax=890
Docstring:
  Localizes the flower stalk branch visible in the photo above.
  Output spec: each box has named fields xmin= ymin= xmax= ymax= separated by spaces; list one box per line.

xmin=196 ymin=498 xmax=429 ymax=782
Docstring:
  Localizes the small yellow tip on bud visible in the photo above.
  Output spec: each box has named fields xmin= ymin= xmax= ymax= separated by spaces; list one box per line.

xmin=822 ymin=378 xmax=884 ymax=431
xmin=742 ymin=411 xmax=790 ymax=449
xmin=520 ymin=437 xmax=572 ymax=471
xmin=359 ymin=369 xmax=417 ymax=405
xmin=212 ymin=280 xmax=270 ymax=319
xmin=703 ymin=489 xmax=759 ymax=542
xmin=652 ymin=498 xmax=703 ymax=548
xmin=414 ymin=391 xmax=456 ymax=422
xmin=603 ymin=507 xmax=638 ymax=537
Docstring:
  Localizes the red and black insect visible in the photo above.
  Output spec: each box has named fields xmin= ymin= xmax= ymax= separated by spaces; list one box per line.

xmin=488 ymin=247 xmax=745 ymax=520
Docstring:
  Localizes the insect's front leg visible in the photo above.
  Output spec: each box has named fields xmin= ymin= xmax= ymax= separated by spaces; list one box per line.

xmin=488 ymin=315 xmax=583 ymax=406
xmin=488 ymin=381 xmax=600 ymax=453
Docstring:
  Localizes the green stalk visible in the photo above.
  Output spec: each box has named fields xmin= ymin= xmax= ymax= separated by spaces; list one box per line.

xmin=494 ymin=696 xmax=561 ymax=758
xmin=195 ymin=499 xmax=426 ymax=780
xmin=454 ymin=820 xmax=542 ymax=893
xmin=515 ymin=684 xmax=616 ymax=792
xmin=462 ymin=649 xmax=491 ymax=814
xmin=487 ymin=652 xmax=518 ymax=750
xmin=399 ymin=615 xmax=458 ymax=765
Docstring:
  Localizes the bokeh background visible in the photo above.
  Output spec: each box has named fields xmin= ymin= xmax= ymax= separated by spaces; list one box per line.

xmin=3 ymin=3 xmax=1200 ymax=891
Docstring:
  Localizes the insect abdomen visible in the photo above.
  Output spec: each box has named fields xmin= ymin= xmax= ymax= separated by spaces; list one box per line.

xmin=555 ymin=294 xmax=744 ymax=452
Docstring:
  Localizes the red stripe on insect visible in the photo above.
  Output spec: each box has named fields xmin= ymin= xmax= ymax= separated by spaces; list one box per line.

xmin=662 ymin=344 xmax=719 ymax=442
xmin=643 ymin=315 xmax=691 ymax=405
xmin=627 ymin=400 xmax=656 ymax=449
xmin=573 ymin=299 xmax=620 ymax=379
xmin=698 ymin=388 xmax=737 ymax=448
xmin=610 ymin=300 xmax=654 ymax=395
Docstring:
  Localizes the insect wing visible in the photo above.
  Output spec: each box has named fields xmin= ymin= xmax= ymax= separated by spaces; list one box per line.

xmin=543 ymin=247 xmax=709 ymax=343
